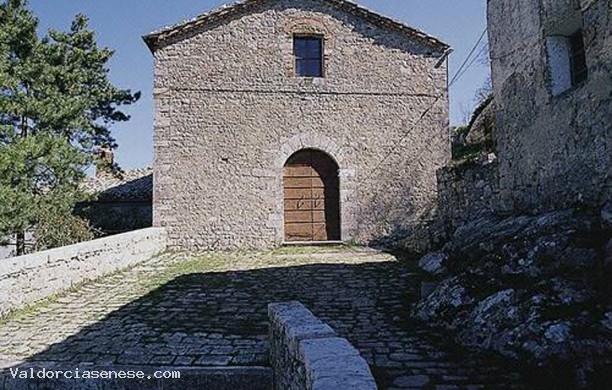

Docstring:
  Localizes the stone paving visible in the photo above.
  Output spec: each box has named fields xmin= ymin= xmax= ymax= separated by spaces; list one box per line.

xmin=0 ymin=247 xmax=535 ymax=389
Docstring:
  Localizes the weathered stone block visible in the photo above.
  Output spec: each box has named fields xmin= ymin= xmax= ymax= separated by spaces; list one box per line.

xmin=418 ymin=251 xmax=448 ymax=275
xmin=268 ymin=301 xmax=376 ymax=390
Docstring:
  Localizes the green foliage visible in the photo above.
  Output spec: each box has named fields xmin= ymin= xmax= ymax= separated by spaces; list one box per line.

xmin=33 ymin=208 xmax=94 ymax=252
xmin=0 ymin=0 xmax=139 ymax=254
xmin=40 ymin=14 xmax=141 ymax=153
xmin=0 ymin=133 xmax=89 ymax=234
xmin=452 ymin=94 xmax=497 ymax=164
xmin=451 ymin=125 xmax=476 ymax=162
xmin=452 ymin=141 xmax=488 ymax=163
xmin=454 ymin=125 xmax=470 ymax=137
xmin=0 ymin=0 xmax=140 ymax=151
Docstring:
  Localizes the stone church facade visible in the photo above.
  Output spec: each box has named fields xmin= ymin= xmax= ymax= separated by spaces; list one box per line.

xmin=144 ymin=0 xmax=450 ymax=250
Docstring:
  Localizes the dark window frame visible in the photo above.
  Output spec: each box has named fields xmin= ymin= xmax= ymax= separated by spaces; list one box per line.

xmin=293 ymin=35 xmax=324 ymax=78
xmin=569 ymin=29 xmax=588 ymax=86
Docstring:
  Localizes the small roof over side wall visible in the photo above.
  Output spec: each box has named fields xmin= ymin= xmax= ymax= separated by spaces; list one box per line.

xmin=143 ymin=0 xmax=450 ymax=52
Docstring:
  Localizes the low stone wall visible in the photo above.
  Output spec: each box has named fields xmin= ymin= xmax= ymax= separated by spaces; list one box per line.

xmin=0 ymin=228 xmax=167 ymax=317
xmin=269 ymin=301 xmax=376 ymax=390
xmin=437 ymin=161 xmax=503 ymax=236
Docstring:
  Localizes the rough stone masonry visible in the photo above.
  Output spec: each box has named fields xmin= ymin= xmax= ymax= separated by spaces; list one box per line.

xmin=488 ymin=0 xmax=612 ymax=212
xmin=144 ymin=0 xmax=450 ymax=251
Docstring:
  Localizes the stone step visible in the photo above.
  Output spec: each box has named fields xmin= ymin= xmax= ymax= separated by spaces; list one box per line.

xmin=274 ymin=251 xmax=394 ymax=262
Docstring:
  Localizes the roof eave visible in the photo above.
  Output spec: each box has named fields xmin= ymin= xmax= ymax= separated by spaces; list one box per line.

xmin=143 ymin=0 xmax=450 ymax=53
xmin=143 ymin=34 xmax=158 ymax=53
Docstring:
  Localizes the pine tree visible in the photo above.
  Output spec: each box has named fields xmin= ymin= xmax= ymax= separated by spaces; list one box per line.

xmin=0 ymin=0 xmax=140 ymax=255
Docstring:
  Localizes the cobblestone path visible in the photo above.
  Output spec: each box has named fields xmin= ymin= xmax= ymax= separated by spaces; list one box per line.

xmin=0 ymin=247 xmax=532 ymax=389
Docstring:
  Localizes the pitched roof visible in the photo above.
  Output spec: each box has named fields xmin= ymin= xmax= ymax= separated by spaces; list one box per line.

xmin=82 ymin=168 xmax=153 ymax=203
xmin=143 ymin=0 xmax=449 ymax=52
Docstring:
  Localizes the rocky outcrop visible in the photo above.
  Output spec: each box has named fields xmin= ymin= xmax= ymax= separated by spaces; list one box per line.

xmin=466 ymin=95 xmax=496 ymax=149
xmin=451 ymin=96 xmax=497 ymax=163
xmin=414 ymin=209 xmax=612 ymax=388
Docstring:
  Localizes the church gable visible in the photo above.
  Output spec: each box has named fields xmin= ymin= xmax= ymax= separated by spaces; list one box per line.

xmin=144 ymin=0 xmax=448 ymax=54
xmin=146 ymin=0 xmax=450 ymax=95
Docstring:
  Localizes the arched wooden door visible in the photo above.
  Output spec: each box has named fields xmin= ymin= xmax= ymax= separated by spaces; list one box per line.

xmin=283 ymin=149 xmax=340 ymax=242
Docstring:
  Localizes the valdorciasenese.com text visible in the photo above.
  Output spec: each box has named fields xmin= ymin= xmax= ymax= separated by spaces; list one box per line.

xmin=7 ymin=368 xmax=181 ymax=380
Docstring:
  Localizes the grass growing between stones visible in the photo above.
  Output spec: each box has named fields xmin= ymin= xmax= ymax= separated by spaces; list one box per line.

xmin=0 ymin=272 xmax=125 ymax=327
xmin=271 ymin=244 xmax=347 ymax=256
xmin=0 ymin=251 xmax=170 ymax=327
xmin=0 ymin=294 xmax=61 ymax=328
xmin=0 ymin=271 xmax=143 ymax=327
xmin=2 ymin=246 xmax=388 ymax=327
xmin=1 ymin=246 xmax=381 ymax=328
xmin=138 ymin=252 xmax=228 ymax=293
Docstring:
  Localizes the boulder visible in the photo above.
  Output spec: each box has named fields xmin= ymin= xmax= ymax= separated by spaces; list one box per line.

xmin=413 ymin=208 xmax=612 ymax=387
xmin=466 ymin=95 xmax=496 ymax=148
xmin=418 ymin=251 xmax=448 ymax=275
xmin=413 ymin=277 xmax=474 ymax=327
xmin=457 ymin=289 xmax=520 ymax=351
xmin=544 ymin=322 xmax=572 ymax=344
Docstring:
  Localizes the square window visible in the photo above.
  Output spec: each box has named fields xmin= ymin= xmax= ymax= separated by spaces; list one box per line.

xmin=569 ymin=30 xmax=588 ymax=86
xmin=294 ymin=36 xmax=323 ymax=77
xmin=546 ymin=28 xmax=588 ymax=95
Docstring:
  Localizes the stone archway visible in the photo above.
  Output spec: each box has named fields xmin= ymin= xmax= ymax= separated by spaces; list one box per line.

xmin=283 ymin=149 xmax=340 ymax=242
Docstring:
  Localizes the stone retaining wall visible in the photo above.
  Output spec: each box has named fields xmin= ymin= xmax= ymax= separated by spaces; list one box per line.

xmin=0 ymin=228 xmax=167 ymax=317
xmin=269 ymin=301 xmax=376 ymax=390
xmin=437 ymin=161 xmax=503 ymax=236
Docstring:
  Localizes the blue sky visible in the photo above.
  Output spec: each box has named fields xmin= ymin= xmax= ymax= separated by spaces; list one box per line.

xmin=28 ymin=0 xmax=489 ymax=170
